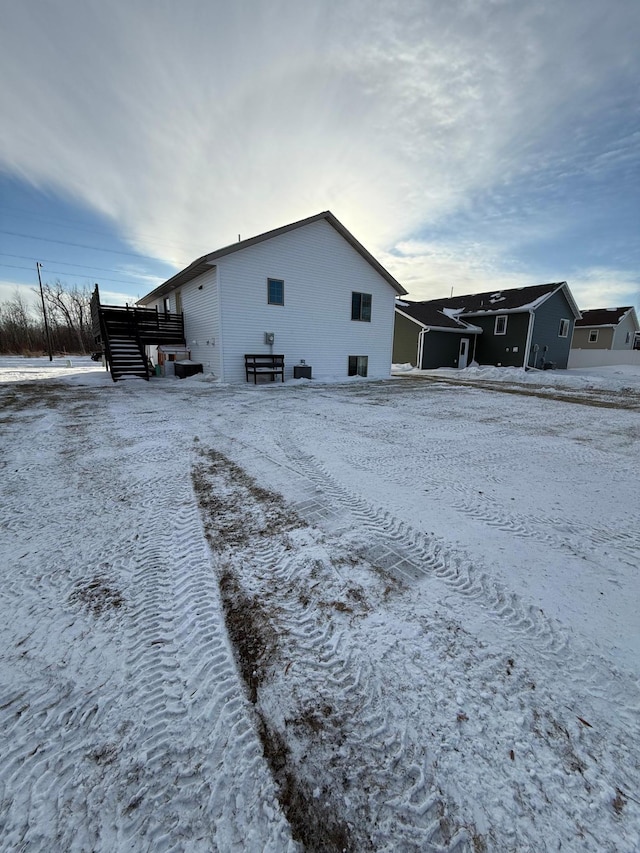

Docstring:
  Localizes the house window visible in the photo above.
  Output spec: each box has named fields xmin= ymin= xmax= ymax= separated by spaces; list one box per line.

xmin=348 ymin=355 xmax=368 ymax=377
xmin=558 ymin=319 xmax=570 ymax=337
xmin=267 ymin=278 xmax=284 ymax=305
xmin=625 ymin=331 xmax=631 ymax=344
xmin=589 ymin=330 xmax=599 ymax=343
xmin=494 ymin=315 xmax=507 ymax=335
xmin=163 ymin=297 xmax=171 ymax=313
xmin=351 ymin=292 xmax=372 ymax=322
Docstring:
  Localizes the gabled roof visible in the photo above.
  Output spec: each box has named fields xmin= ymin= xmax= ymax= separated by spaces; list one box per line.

xmin=138 ymin=211 xmax=407 ymax=304
xmin=575 ymin=307 xmax=636 ymax=328
xmin=396 ymin=281 xmax=581 ymax=321
xmin=395 ymin=301 xmax=482 ymax=333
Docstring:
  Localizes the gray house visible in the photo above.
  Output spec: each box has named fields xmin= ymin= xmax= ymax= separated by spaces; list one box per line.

xmin=394 ymin=282 xmax=581 ymax=370
xmin=572 ymin=307 xmax=639 ymax=351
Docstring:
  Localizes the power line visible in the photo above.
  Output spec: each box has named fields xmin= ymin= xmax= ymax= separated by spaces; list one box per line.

xmin=0 ymin=251 xmax=157 ymax=277
xmin=0 ymin=229 xmax=189 ymax=266
xmin=0 ymin=205 xmax=205 ymax=256
xmin=0 ymin=262 xmax=158 ymax=289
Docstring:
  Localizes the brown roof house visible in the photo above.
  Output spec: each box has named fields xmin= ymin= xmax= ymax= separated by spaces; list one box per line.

xmin=394 ymin=282 xmax=581 ymax=370
xmin=572 ymin=307 xmax=639 ymax=351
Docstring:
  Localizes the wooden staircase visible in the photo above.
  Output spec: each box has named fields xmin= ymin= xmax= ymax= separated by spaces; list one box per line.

xmin=91 ymin=284 xmax=185 ymax=382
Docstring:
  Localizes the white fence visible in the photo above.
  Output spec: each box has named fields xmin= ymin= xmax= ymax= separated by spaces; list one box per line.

xmin=568 ymin=349 xmax=640 ymax=369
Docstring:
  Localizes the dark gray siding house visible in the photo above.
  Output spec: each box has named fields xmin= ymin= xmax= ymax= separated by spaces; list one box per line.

xmin=470 ymin=312 xmax=530 ymax=368
xmin=393 ymin=302 xmax=481 ymax=369
xmin=525 ymin=287 xmax=577 ymax=368
xmin=394 ymin=282 xmax=581 ymax=370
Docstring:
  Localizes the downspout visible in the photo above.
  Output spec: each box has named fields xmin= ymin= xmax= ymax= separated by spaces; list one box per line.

xmin=417 ymin=328 xmax=427 ymax=369
xmin=523 ymin=310 xmax=535 ymax=369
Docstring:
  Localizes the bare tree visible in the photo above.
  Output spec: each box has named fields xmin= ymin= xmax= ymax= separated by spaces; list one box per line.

xmin=0 ymin=290 xmax=42 ymax=353
xmin=39 ymin=280 xmax=93 ymax=353
xmin=0 ymin=280 xmax=95 ymax=354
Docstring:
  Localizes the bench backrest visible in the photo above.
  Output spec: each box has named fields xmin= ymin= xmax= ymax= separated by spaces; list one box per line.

xmin=245 ymin=354 xmax=285 ymax=367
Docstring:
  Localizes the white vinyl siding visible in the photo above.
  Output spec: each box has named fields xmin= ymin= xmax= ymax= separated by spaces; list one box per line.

xmin=217 ymin=219 xmax=397 ymax=382
xmin=179 ymin=266 xmax=221 ymax=377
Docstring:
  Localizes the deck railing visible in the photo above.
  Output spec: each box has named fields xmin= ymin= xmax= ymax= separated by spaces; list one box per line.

xmin=91 ymin=285 xmax=185 ymax=346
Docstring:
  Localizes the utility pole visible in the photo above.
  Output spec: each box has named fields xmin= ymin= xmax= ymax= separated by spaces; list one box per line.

xmin=36 ymin=262 xmax=53 ymax=361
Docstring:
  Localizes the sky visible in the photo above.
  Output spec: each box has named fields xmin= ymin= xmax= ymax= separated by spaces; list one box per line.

xmin=1 ymin=0 xmax=638 ymax=313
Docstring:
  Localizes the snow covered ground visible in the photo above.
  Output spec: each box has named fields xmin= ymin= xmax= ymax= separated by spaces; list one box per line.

xmin=1 ymin=356 xmax=639 ymax=852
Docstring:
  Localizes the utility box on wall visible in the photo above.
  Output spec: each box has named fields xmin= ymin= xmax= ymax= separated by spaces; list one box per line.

xmin=265 ymin=332 xmax=275 ymax=344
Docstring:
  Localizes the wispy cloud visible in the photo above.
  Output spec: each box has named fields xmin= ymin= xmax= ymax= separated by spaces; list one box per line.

xmin=568 ymin=267 xmax=640 ymax=311
xmin=0 ymin=0 xmax=638 ymax=305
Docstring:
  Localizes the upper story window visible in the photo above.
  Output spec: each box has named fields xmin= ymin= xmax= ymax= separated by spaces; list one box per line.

xmin=625 ymin=331 xmax=631 ymax=344
xmin=558 ymin=319 xmax=570 ymax=337
xmin=163 ymin=297 xmax=171 ymax=313
xmin=494 ymin=315 xmax=507 ymax=335
xmin=267 ymin=278 xmax=284 ymax=306
xmin=589 ymin=329 xmax=599 ymax=343
xmin=352 ymin=292 xmax=372 ymax=322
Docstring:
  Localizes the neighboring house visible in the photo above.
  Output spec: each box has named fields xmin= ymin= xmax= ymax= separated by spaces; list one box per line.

xmin=571 ymin=307 xmax=639 ymax=351
xmin=393 ymin=301 xmax=482 ymax=369
xmin=138 ymin=211 xmax=407 ymax=382
xmin=394 ymin=282 xmax=581 ymax=370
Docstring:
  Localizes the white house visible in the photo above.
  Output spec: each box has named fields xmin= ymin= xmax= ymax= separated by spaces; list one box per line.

xmin=138 ymin=211 xmax=407 ymax=383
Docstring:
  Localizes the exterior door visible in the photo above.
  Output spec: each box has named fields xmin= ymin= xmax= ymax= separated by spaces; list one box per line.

xmin=458 ymin=337 xmax=469 ymax=368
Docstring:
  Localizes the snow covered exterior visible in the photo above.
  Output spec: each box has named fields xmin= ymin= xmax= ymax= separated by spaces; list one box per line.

xmin=138 ymin=212 xmax=407 ymax=383
xmin=394 ymin=282 xmax=581 ymax=370
xmin=572 ymin=306 xmax=639 ymax=351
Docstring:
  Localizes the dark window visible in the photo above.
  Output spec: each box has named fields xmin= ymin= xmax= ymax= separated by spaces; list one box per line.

xmin=558 ymin=319 xmax=569 ymax=337
xmin=589 ymin=329 xmax=599 ymax=343
xmin=348 ymin=355 xmax=368 ymax=377
xmin=163 ymin=297 xmax=170 ymax=313
xmin=268 ymin=278 xmax=284 ymax=305
xmin=494 ymin=315 xmax=507 ymax=335
xmin=351 ymin=292 xmax=372 ymax=322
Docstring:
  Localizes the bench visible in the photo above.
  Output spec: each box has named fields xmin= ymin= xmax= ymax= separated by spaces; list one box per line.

xmin=245 ymin=353 xmax=285 ymax=384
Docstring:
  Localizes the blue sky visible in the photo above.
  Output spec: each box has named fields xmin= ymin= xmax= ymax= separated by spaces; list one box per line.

xmin=1 ymin=0 xmax=638 ymax=313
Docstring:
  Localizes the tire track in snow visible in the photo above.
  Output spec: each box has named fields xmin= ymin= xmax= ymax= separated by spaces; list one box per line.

xmin=339 ymin=428 xmax=640 ymax=569
xmin=272 ymin=436 xmax=640 ymax=728
xmin=113 ymin=469 xmax=294 ymax=852
xmin=0 ymin=386 xmax=294 ymax=853
xmin=194 ymin=452 xmax=473 ymax=852
xmin=279 ymin=440 xmax=567 ymax=655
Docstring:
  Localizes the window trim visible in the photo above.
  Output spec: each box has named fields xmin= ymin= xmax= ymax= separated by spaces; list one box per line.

xmin=494 ymin=315 xmax=507 ymax=335
xmin=348 ymin=355 xmax=368 ymax=377
xmin=351 ymin=291 xmax=372 ymax=322
xmin=558 ymin=318 xmax=570 ymax=338
xmin=267 ymin=277 xmax=285 ymax=306
xmin=589 ymin=329 xmax=599 ymax=343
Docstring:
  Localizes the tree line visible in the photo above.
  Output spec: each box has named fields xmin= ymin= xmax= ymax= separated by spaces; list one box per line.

xmin=0 ymin=282 xmax=95 ymax=355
